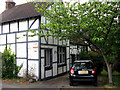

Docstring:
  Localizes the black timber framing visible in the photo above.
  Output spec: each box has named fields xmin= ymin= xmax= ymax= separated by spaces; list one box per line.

xmin=1 ymin=24 xmax=3 ymax=34
xmin=38 ymin=16 xmax=41 ymax=80
xmin=9 ymin=22 xmax=10 ymax=33
xmin=15 ymin=33 xmax=17 ymax=64
xmin=18 ymin=21 xmax=19 ymax=32
xmin=26 ymin=19 xmax=29 ymax=73
xmin=6 ymin=34 xmax=7 ymax=49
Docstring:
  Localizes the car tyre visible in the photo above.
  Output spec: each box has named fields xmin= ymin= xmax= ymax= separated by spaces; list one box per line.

xmin=69 ymin=81 xmax=74 ymax=86
xmin=93 ymin=81 xmax=97 ymax=86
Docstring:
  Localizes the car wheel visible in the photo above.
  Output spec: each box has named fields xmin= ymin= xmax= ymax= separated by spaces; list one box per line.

xmin=69 ymin=81 xmax=74 ymax=86
xmin=93 ymin=81 xmax=97 ymax=86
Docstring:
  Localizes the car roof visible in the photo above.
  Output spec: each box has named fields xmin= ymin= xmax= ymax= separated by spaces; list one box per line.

xmin=74 ymin=60 xmax=93 ymax=63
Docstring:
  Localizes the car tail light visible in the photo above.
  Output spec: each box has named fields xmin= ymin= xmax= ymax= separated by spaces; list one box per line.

xmin=70 ymin=68 xmax=74 ymax=74
xmin=92 ymin=68 xmax=96 ymax=74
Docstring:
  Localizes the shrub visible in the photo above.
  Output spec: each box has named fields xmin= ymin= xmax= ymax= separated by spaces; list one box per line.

xmin=2 ymin=46 xmax=23 ymax=79
xmin=113 ymin=58 xmax=120 ymax=73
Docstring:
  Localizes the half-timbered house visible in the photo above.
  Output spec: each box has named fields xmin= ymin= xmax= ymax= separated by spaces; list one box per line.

xmin=0 ymin=0 xmax=70 ymax=80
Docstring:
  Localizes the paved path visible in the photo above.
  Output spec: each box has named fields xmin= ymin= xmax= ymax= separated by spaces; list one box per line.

xmin=1 ymin=74 xmax=117 ymax=90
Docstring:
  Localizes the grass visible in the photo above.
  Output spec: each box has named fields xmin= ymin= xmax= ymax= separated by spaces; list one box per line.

xmin=100 ymin=69 xmax=120 ymax=88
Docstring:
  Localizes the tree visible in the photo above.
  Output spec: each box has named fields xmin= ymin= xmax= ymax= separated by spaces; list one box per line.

xmin=30 ymin=1 xmax=120 ymax=85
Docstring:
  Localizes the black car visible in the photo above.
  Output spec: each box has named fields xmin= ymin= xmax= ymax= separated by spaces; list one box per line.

xmin=69 ymin=60 xmax=97 ymax=86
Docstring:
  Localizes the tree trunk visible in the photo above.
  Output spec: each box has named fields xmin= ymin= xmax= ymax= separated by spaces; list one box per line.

xmin=102 ymin=54 xmax=113 ymax=85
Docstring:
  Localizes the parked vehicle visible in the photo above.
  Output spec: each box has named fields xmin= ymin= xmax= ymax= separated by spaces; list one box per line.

xmin=69 ymin=60 xmax=97 ymax=86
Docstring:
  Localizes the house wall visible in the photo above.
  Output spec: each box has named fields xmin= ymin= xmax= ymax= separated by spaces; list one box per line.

xmin=0 ymin=17 xmax=40 ymax=78
xmin=0 ymin=16 xmax=70 ymax=80
xmin=40 ymin=16 xmax=70 ymax=79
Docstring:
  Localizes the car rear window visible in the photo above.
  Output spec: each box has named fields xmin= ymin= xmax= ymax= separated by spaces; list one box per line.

xmin=73 ymin=62 xmax=94 ymax=69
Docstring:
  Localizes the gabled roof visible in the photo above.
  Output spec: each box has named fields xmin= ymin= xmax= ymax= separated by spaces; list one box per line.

xmin=0 ymin=2 xmax=48 ymax=24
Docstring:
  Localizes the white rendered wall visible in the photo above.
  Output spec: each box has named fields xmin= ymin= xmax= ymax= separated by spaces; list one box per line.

xmin=53 ymin=47 xmax=57 ymax=62
xmin=28 ymin=32 xmax=38 ymax=41
xmin=0 ymin=46 xmax=6 ymax=53
xmin=28 ymin=42 xmax=38 ymax=59
xmin=17 ymin=59 xmax=27 ymax=77
xmin=67 ymin=59 xmax=70 ymax=71
xmin=67 ymin=47 xmax=69 ymax=58
xmin=48 ymin=36 xmax=53 ymax=44
xmin=70 ymin=45 xmax=78 ymax=55
xmin=17 ymin=43 xmax=26 ymax=58
xmin=19 ymin=20 xmax=28 ymax=31
xmin=10 ymin=22 xmax=18 ymax=32
xmin=17 ymin=32 xmax=26 ymax=42
xmin=63 ymin=66 xmax=66 ymax=72
xmin=0 ymin=35 xmax=6 ymax=44
xmin=53 ymin=63 xmax=57 ymax=76
xmin=58 ymin=67 xmax=62 ymax=74
xmin=29 ymin=18 xmax=39 ymax=29
xmin=41 ymin=58 xmax=45 ymax=79
xmin=41 ymin=16 xmax=45 ymax=24
xmin=28 ymin=61 xmax=39 ymax=78
xmin=46 ymin=70 xmax=52 ymax=78
xmin=7 ymin=33 xmax=15 ymax=43
xmin=3 ymin=24 xmax=9 ymax=33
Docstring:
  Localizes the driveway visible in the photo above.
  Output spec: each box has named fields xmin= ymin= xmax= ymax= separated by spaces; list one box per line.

xmin=1 ymin=74 xmax=118 ymax=90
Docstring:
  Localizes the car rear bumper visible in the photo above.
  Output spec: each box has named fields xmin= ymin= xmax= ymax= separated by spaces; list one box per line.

xmin=70 ymin=75 xmax=97 ymax=82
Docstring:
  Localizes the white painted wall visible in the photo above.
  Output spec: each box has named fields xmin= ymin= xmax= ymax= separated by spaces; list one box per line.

xmin=19 ymin=20 xmax=28 ymax=31
xmin=0 ymin=35 xmax=6 ymax=44
xmin=3 ymin=24 xmax=9 ymax=33
xmin=17 ymin=59 xmax=27 ymax=77
xmin=70 ymin=45 xmax=78 ymax=54
xmin=63 ymin=66 xmax=66 ymax=72
xmin=28 ymin=42 xmax=39 ymax=59
xmin=41 ymin=16 xmax=45 ymax=24
xmin=53 ymin=47 xmax=57 ymax=62
xmin=17 ymin=32 xmax=26 ymax=42
xmin=10 ymin=22 xmax=18 ymax=32
xmin=17 ymin=43 xmax=26 ymax=58
xmin=28 ymin=61 xmax=39 ymax=78
xmin=48 ymin=36 xmax=53 ymax=44
xmin=7 ymin=33 xmax=15 ymax=43
xmin=46 ymin=70 xmax=52 ymax=77
xmin=58 ymin=67 xmax=62 ymax=74
xmin=29 ymin=18 xmax=39 ymax=29
xmin=0 ymin=46 xmax=6 ymax=53
xmin=67 ymin=47 xmax=69 ymax=58
xmin=41 ymin=58 xmax=45 ymax=79
xmin=67 ymin=59 xmax=69 ymax=71
xmin=53 ymin=63 xmax=57 ymax=76
xmin=28 ymin=32 xmax=39 ymax=41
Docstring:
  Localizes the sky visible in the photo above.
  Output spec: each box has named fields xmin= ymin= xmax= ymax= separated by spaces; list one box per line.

xmin=0 ymin=0 xmax=88 ymax=14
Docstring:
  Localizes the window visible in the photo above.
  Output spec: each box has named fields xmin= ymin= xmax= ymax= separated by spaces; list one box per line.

xmin=57 ymin=46 xmax=66 ymax=65
xmin=45 ymin=49 xmax=52 ymax=67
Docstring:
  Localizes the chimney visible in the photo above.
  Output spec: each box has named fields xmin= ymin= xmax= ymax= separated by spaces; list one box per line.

xmin=6 ymin=0 xmax=16 ymax=10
